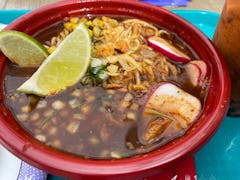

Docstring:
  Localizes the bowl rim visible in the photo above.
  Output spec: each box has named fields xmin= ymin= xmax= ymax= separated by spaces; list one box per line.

xmin=0 ymin=0 xmax=231 ymax=177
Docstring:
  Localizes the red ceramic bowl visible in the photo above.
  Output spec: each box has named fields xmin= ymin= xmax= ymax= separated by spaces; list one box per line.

xmin=0 ymin=0 xmax=230 ymax=179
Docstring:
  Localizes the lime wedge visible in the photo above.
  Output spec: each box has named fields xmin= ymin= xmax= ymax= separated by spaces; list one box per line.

xmin=17 ymin=23 xmax=92 ymax=96
xmin=0 ymin=30 xmax=49 ymax=66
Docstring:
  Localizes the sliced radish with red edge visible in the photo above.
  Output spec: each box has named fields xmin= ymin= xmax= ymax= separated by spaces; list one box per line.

xmin=147 ymin=36 xmax=191 ymax=63
xmin=139 ymin=82 xmax=202 ymax=145
xmin=190 ymin=60 xmax=210 ymax=81
xmin=184 ymin=62 xmax=202 ymax=87
xmin=184 ymin=60 xmax=210 ymax=87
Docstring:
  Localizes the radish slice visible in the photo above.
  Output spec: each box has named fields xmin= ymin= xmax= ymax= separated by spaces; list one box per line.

xmin=184 ymin=60 xmax=210 ymax=87
xmin=184 ymin=62 xmax=202 ymax=87
xmin=147 ymin=36 xmax=191 ymax=63
xmin=190 ymin=60 xmax=210 ymax=82
xmin=139 ymin=82 xmax=202 ymax=145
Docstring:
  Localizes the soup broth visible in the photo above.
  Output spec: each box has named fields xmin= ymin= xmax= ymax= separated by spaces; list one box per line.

xmin=3 ymin=16 xmax=209 ymax=159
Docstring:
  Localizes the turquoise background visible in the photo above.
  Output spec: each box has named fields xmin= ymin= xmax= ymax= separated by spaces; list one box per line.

xmin=1 ymin=10 xmax=239 ymax=180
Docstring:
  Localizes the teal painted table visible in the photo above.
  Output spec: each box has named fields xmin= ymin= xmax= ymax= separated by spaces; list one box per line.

xmin=1 ymin=9 xmax=240 ymax=180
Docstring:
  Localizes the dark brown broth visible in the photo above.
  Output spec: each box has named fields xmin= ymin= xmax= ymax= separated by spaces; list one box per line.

xmin=3 ymin=17 xmax=207 ymax=159
xmin=4 ymin=65 xmax=148 ymax=158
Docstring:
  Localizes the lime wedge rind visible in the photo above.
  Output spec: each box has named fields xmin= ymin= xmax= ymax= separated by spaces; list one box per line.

xmin=0 ymin=30 xmax=49 ymax=66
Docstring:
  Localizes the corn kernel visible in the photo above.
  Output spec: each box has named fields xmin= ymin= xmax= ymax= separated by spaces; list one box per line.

xmin=101 ymin=29 xmax=106 ymax=35
xmin=72 ymin=24 xmax=79 ymax=30
xmin=93 ymin=18 xmax=104 ymax=27
xmin=63 ymin=29 xmax=69 ymax=36
xmin=93 ymin=26 xmax=101 ymax=37
xmin=48 ymin=46 xmax=56 ymax=54
xmin=86 ymin=21 xmax=93 ymax=26
xmin=64 ymin=22 xmax=72 ymax=30
xmin=80 ymin=17 xmax=88 ymax=23
xmin=70 ymin=17 xmax=79 ymax=24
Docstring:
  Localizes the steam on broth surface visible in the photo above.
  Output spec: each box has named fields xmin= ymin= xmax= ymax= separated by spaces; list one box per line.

xmin=3 ymin=16 xmax=209 ymax=159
